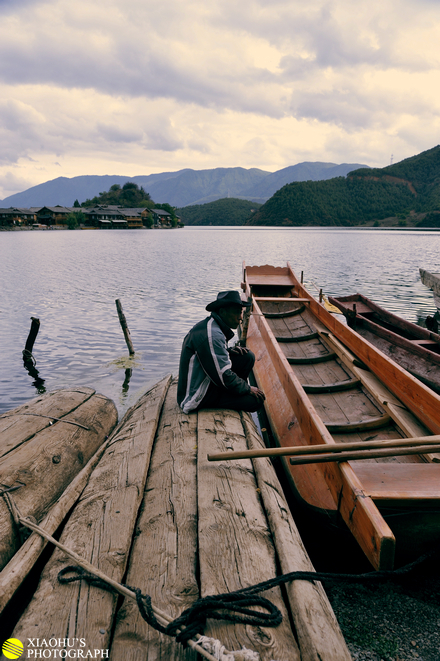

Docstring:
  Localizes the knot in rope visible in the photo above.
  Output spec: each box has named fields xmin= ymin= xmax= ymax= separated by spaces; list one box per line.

xmin=58 ymin=566 xmax=282 ymax=646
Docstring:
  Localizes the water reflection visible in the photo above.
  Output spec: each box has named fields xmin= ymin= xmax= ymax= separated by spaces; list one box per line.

xmin=22 ymin=316 xmax=46 ymax=394
xmin=122 ymin=368 xmax=132 ymax=394
xmin=22 ymin=353 xmax=46 ymax=394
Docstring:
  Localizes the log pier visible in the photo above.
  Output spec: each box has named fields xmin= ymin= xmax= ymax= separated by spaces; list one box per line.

xmin=2 ymin=379 xmax=350 ymax=660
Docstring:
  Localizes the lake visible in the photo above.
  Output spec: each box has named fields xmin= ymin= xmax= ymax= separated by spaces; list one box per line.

xmin=1 ymin=226 xmax=439 ymax=416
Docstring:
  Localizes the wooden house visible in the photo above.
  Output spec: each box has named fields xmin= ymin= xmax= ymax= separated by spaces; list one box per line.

xmin=151 ymin=208 xmax=172 ymax=227
xmin=0 ymin=207 xmax=37 ymax=226
xmin=36 ymin=206 xmax=73 ymax=226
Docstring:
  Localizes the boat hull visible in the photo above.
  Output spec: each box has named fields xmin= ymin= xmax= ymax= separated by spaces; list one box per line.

xmin=243 ymin=263 xmax=440 ymax=569
xmin=329 ymin=292 xmax=440 ymax=393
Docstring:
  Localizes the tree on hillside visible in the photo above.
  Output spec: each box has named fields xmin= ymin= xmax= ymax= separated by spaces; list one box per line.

xmin=81 ymin=182 xmax=152 ymax=208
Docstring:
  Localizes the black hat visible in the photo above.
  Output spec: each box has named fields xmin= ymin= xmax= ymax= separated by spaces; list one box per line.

xmin=206 ymin=290 xmax=251 ymax=312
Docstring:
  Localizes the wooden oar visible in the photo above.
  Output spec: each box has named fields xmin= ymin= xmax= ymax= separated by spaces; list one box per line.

xmin=288 ymin=444 xmax=440 ymax=465
xmin=207 ymin=435 xmax=440 ymax=462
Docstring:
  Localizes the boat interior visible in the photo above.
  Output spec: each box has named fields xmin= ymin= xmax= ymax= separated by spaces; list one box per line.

xmin=243 ymin=264 xmax=440 ymax=568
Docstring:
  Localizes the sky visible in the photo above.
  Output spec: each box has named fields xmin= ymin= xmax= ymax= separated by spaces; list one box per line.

xmin=1 ymin=0 xmax=440 ymax=200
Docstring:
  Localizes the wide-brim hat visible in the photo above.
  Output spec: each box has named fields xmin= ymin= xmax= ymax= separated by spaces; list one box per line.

xmin=206 ymin=290 xmax=251 ymax=312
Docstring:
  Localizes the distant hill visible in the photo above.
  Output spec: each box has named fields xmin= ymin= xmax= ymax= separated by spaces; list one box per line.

xmin=249 ymin=146 xmax=440 ymax=226
xmin=0 ymin=162 xmax=369 ymax=209
xmin=177 ymin=198 xmax=262 ymax=226
xmin=242 ymin=162 xmax=367 ymax=200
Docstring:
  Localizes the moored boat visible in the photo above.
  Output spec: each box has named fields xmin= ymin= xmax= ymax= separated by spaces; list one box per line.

xmin=241 ymin=263 xmax=440 ymax=570
xmin=328 ymin=292 xmax=440 ymax=393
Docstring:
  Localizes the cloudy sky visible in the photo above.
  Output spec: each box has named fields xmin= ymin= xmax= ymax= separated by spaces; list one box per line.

xmin=1 ymin=0 xmax=440 ymax=199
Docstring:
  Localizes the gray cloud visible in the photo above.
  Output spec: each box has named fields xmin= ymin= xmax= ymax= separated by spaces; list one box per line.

xmin=0 ymin=0 xmax=439 ymax=190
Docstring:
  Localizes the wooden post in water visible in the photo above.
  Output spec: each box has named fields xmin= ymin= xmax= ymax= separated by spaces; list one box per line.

xmin=23 ymin=317 xmax=40 ymax=361
xmin=115 ymin=300 xmax=135 ymax=355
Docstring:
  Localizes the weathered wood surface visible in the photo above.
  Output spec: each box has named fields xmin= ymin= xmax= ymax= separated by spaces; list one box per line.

xmin=0 ymin=387 xmax=97 ymax=459
xmin=0 ymin=435 xmax=111 ymax=611
xmin=110 ymin=380 xmax=198 ymax=661
xmin=12 ymin=376 xmax=171 ymax=654
xmin=241 ymin=413 xmax=351 ymax=661
xmin=0 ymin=389 xmax=118 ymax=570
xmin=197 ymin=408 xmax=301 ymax=661
xmin=420 ymin=268 xmax=440 ymax=297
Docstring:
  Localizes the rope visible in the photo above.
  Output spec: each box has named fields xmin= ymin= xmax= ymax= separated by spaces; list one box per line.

xmin=0 ymin=494 xmax=245 ymax=661
xmin=58 ymin=540 xmax=440 ymax=646
xmin=22 ymin=349 xmax=37 ymax=366
xmin=58 ymin=566 xmax=281 ymax=645
xmin=3 ymin=488 xmax=439 ymax=660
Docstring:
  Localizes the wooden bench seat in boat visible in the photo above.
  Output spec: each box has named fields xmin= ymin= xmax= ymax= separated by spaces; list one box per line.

xmin=352 ymin=463 xmax=440 ymax=501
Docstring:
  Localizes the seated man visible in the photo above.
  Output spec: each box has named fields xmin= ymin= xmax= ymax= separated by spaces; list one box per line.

xmin=177 ymin=290 xmax=265 ymax=413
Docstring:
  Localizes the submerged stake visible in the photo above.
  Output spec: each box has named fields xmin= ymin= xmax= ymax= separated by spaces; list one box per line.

xmin=23 ymin=317 xmax=40 ymax=360
xmin=115 ymin=299 xmax=135 ymax=355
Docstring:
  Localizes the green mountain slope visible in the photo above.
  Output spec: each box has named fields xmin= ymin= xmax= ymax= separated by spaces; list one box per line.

xmin=177 ymin=198 xmax=261 ymax=226
xmin=249 ymin=145 xmax=440 ymax=226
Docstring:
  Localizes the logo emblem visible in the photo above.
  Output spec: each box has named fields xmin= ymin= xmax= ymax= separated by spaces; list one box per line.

xmin=2 ymin=639 xmax=24 ymax=659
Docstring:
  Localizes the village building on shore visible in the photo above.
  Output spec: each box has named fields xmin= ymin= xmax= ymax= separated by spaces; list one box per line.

xmin=0 ymin=205 xmax=183 ymax=229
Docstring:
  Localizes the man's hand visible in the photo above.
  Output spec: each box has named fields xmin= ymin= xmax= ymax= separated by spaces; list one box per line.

xmin=250 ymin=386 xmax=265 ymax=401
xmin=229 ymin=345 xmax=250 ymax=355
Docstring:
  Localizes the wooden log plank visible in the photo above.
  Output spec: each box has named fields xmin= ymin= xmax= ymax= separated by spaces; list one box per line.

xmin=240 ymin=412 xmax=351 ymax=661
xmin=197 ymin=409 xmax=301 ymax=661
xmin=0 ymin=391 xmax=118 ymax=570
xmin=0 ymin=387 xmax=96 ymax=459
xmin=0 ymin=435 xmax=111 ymax=611
xmin=11 ymin=376 xmax=171 ymax=655
xmin=109 ymin=380 xmax=199 ymax=661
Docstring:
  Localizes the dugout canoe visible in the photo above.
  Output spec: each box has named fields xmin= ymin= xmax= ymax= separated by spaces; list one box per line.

xmin=327 ymin=292 xmax=440 ymax=393
xmin=241 ymin=263 xmax=440 ymax=570
xmin=0 ymin=387 xmax=118 ymax=571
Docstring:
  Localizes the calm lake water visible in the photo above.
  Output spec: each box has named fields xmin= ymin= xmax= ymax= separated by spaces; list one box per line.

xmin=1 ymin=227 xmax=439 ymax=416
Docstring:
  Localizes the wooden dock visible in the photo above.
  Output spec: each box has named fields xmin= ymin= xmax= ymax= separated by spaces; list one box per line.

xmin=2 ymin=377 xmax=350 ymax=660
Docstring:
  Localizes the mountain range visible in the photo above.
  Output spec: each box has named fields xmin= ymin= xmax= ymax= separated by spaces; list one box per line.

xmin=0 ymin=162 xmax=368 ymax=209
xmin=249 ymin=145 xmax=440 ymax=226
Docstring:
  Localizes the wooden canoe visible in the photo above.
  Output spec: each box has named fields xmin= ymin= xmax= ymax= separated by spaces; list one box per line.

xmin=0 ymin=387 xmax=118 ymax=571
xmin=328 ymin=292 xmax=440 ymax=393
xmin=242 ymin=263 xmax=440 ymax=570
